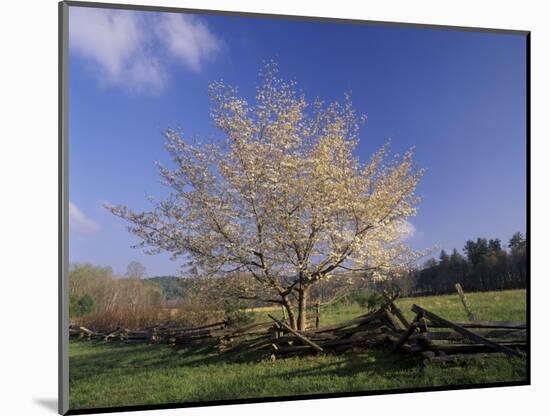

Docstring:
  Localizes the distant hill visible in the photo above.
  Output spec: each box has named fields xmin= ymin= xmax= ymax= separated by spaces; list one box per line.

xmin=147 ymin=276 xmax=186 ymax=300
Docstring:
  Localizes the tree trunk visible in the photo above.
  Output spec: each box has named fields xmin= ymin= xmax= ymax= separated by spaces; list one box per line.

xmin=297 ymin=287 xmax=309 ymax=331
xmin=281 ymin=298 xmax=297 ymax=329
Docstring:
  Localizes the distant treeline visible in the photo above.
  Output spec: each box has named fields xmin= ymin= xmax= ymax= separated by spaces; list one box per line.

xmin=147 ymin=276 xmax=186 ymax=300
xmin=369 ymin=231 xmax=527 ymax=296
xmin=69 ymin=231 xmax=527 ymax=328
xmin=148 ymin=231 xmax=527 ymax=302
xmin=69 ymin=263 xmax=224 ymax=330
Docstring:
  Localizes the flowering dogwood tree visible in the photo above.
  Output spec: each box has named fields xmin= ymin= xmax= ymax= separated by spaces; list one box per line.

xmin=109 ymin=64 xmax=423 ymax=330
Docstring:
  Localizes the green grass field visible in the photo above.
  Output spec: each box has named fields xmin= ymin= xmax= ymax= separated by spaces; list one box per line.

xmin=69 ymin=289 xmax=527 ymax=410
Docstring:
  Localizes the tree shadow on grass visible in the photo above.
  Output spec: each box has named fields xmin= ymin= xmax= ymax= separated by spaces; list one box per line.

xmin=69 ymin=340 xmax=423 ymax=392
xmin=69 ymin=340 xmax=231 ymax=383
xmin=263 ymin=348 xmax=528 ymax=392
xmin=267 ymin=348 xmax=418 ymax=380
xmin=70 ymin=340 xmax=417 ymax=374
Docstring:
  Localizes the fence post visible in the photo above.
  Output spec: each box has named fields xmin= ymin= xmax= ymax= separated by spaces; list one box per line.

xmin=315 ymin=302 xmax=320 ymax=329
xmin=455 ymin=283 xmax=476 ymax=321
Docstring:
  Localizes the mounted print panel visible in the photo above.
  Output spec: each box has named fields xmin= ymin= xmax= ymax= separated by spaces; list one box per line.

xmin=59 ymin=1 xmax=529 ymax=414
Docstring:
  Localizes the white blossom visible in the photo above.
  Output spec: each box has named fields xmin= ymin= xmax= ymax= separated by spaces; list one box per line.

xmin=108 ymin=62 xmax=425 ymax=329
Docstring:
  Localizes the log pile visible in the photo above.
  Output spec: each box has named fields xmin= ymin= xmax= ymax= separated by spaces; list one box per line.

xmin=69 ymin=294 xmax=526 ymax=363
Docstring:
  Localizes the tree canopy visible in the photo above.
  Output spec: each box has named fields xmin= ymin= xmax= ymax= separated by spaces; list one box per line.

xmin=109 ymin=63 xmax=423 ymax=329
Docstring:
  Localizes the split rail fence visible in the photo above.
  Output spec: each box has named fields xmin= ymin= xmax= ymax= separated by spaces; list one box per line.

xmin=70 ymin=291 xmax=526 ymax=362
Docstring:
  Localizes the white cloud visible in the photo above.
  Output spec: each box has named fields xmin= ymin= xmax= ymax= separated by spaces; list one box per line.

xmin=69 ymin=8 xmax=164 ymax=91
xmin=69 ymin=201 xmax=99 ymax=233
xmin=155 ymin=13 xmax=221 ymax=72
xmin=69 ymin=7 xmax=221 ymax=91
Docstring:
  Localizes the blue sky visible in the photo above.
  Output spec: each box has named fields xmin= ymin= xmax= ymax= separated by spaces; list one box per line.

xmin=68 ymin=6 xmax=527 ymax=277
